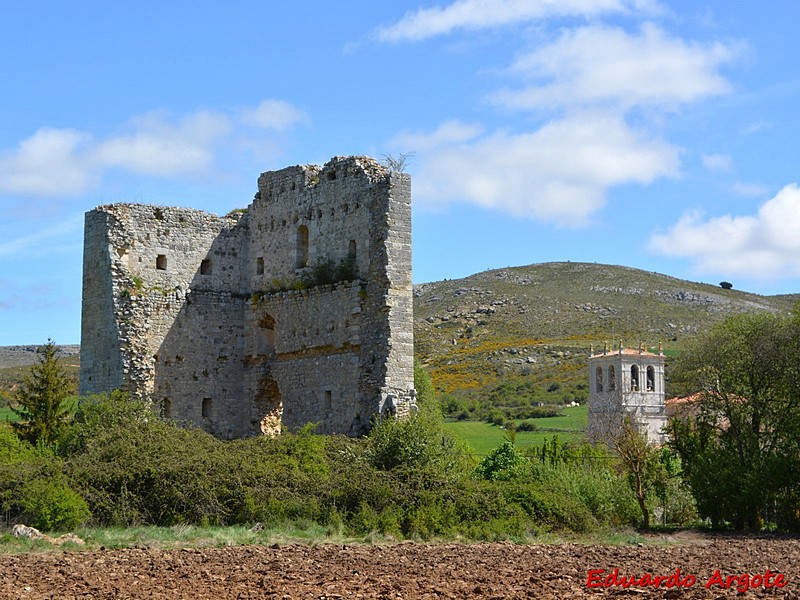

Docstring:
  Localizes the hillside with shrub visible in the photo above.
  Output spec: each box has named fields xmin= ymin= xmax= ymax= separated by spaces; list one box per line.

xmin=413 ymin=262 xmax=795 ymax=420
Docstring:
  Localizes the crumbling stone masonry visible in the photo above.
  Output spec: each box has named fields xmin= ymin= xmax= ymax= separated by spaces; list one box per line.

xmin=80 ymin=156 xmax=415 ymax=438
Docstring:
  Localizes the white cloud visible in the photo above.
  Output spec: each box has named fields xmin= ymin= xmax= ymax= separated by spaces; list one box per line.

xmin=240 ymin=99 xmax=308 ymax=130
xmin=0 ymin=100 xmax=305 ymax=198
xmin=389 ymin=120 xmax=484 ymax=152
xmin=730 ymin=182 xmax=769 ymax=197
xmin=409 ymin=111 xmax=679 ymax=225
xmin=701 ymin=153 xmax=732 ymax=172
xmin=377 ymin=2 xmax=740 ymax=227
xmin=376 ymin=0 xmax=663 ymax=42
xmin=493 ymin=24 xmax=737 ymax=111
xmin=649 ymin=184 xmax=800 ymax=279
xmin=94 ymin=110 xmax=232 ymax=176
xmin=0 ymin=128 xmax=95 ymax=196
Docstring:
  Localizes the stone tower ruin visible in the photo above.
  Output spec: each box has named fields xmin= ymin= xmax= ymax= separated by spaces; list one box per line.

xmin=80 ymin=156 xmax=415 ymax=438
xmin=586 ymin=343 xmax=667 ymax=444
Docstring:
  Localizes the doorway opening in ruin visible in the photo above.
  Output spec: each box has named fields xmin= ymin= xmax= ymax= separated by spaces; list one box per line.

xmin=256 ymin=377 xmax=283 ymax=436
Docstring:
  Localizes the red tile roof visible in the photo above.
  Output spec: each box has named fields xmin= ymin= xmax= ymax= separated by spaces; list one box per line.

xmin=590 ymin=347 xmax=662 ymax=358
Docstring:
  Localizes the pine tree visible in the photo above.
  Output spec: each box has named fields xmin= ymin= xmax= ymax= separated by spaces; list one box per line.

xmin=11 ymin=340 xmax=75 ymax=447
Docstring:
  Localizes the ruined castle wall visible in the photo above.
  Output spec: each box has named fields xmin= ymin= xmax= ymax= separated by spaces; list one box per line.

xmin=247 ymin=283 xmax=365 ymax=435
xmin=80 ymin=210 xmax=124 ymax=394
xmin=152 ymin=290 xmax=247 ymax=438
xmin=244 ymin=157 xmax=415 ymax=435
xmin=248 ymin=158 xmax=376 ymax=286
xmin=375 ymin=171 xmax=414 ymax=408
xmin=80 ymin=204 xmax=246 ymax=405
xmin=81 ymin=156 xmax=415 ymax=438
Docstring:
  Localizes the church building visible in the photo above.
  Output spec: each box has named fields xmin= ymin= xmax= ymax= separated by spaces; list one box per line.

xmin=587 ymin=342 xmax=667 ymax=444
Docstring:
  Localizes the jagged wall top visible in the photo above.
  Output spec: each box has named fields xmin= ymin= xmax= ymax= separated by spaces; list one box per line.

xmin=80 ymin=155 xmax=414 ymax=438
xmin=257 ymin=156 xmax=392 ymax=198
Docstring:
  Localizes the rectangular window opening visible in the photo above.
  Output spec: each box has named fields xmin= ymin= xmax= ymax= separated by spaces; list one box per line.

xmin=256 ymin=257 xmax=264 ymax=275
xmin=200 ymin=259 xmax=212 ymax=275
xmin=156 ymin=254 xmax=167 ymax=270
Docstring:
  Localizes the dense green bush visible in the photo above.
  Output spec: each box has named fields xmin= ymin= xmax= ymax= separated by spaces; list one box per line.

xmin=530 ymin=459 xmax=639 ymax=528
xmin=17 ymin=478 xmax=90 ymax=531
xmin=474 ymin=442 xmax=526 ymax=481
xmin=365 ymin=366 xmax=472 ymax=477
xmin=2 ymin=387 xmax=695 ymax=536
xmin=0 ymin=423 xmax=89 ymax=531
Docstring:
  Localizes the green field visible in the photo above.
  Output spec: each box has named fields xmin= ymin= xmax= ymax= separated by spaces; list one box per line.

xmin=444 ymin=404 xmax=587 ymax=456
xmin=521 ymin=404 xmax=587 ymax=431
xmin=0 ymin=406 xmax=17 ymax=422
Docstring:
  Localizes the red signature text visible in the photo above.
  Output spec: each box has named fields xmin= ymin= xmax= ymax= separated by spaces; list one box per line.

xmin=586 ymin=568 xmax=788 ymax=592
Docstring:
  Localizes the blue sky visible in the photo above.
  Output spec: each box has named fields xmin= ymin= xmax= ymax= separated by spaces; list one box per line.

xmin=2 ymin=0 xmax=800 ymax=345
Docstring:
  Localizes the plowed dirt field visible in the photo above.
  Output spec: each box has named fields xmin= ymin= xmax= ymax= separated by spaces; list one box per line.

xmin=2 ymin=534 xmax=799 ymax=599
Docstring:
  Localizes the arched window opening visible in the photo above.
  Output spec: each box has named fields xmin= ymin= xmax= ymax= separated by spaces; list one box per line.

xmin=348 ymin=240 xmax=357 ymax=259
xmin=608 ymin=365 xmax=616 ymax=391
xmin=202 ymin=397 xmax=213 ymax=418
xmin=631 ymin=365 xmax=640 ymax=391
xmin=646 ymin=366 xmax=656 ymax=392
xmin=595 ymin=366 xmax=604 ymax=392
xmin=295 ymin=225 xmax=309 ymax=268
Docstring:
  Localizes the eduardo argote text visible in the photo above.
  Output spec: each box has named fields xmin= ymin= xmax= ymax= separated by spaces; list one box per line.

xmin=587 ymin=567 xmax=788 ymax=593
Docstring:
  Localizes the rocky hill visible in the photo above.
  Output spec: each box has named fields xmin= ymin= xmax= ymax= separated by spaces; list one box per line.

xmin=413 ymin=262 xmax=795 ymax=410
xmin=0 ymin=345 xmax=80 ymax=368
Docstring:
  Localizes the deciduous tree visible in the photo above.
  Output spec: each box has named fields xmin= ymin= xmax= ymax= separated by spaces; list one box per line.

xmin=669 ymin=310 xmax=800 ymax=529
xmin=614 ymin=418 xmax=665 ymax=529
